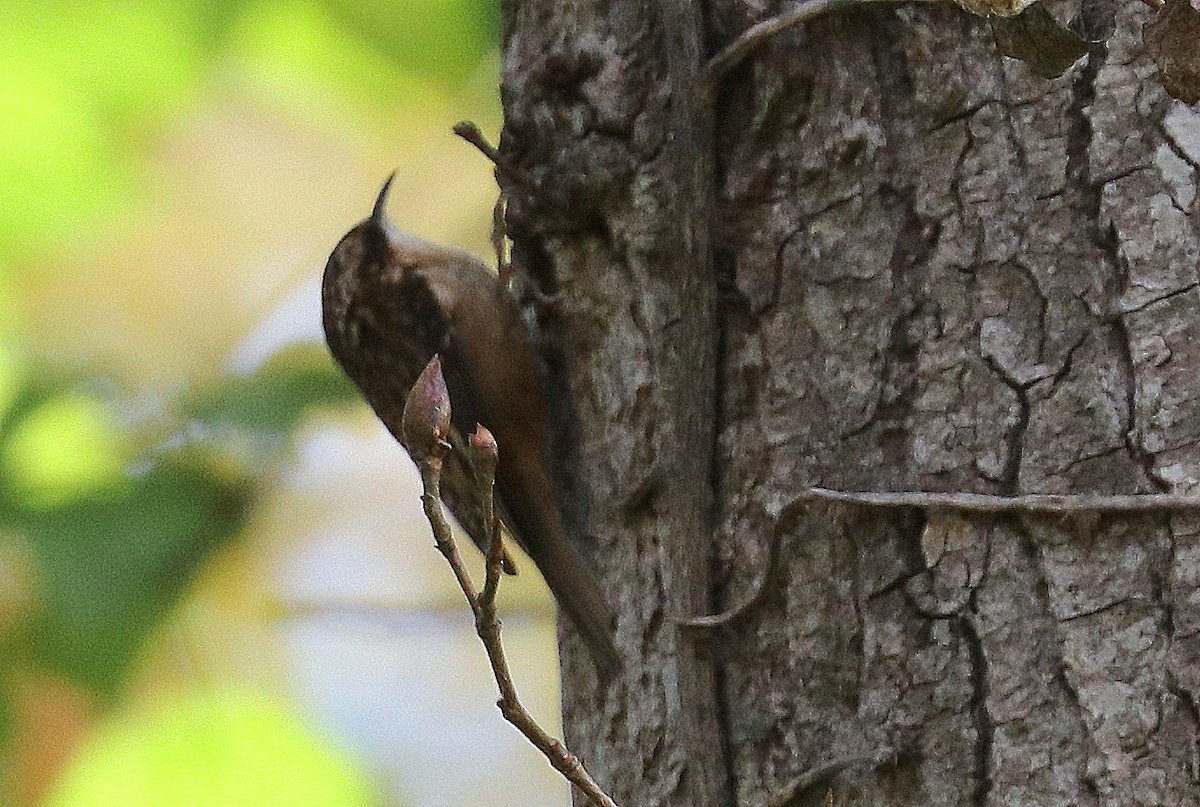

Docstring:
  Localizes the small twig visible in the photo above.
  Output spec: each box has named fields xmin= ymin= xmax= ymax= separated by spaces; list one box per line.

xmin=760 ymin=751 xmax=895 ymax=807
xmin=800 ymin=487 xmax=1200 ymax=513
xmin=413 ymin=405 xmax=619 ymax=807
xmin=452 ymin=120 xmax=534 ymax=196
xmin=453 ymin=120 xmax=501 ymax=166
xmin=676 ymin=525 xmax=786 ymax=629
xmin=420 ymin=448 xmax=480 ymax=608
xmin=678 ymin=484 xmax=1200 ymax=628
xmin=453 ymin=121 xmax=516 ymax=284
xmin=472 ymin=427 xmax=504 ymax=606
xmin=705 ymin=0 xmax=904 ymax=87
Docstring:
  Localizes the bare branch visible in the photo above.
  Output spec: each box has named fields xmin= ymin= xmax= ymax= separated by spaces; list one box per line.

xmin=800 ymin=486 xmax=1200 ymax=513
xmin=416 ymin=423 xmax=620 ymax=807
xmin=420 ymin=445 xmax=480 ymax=608
xmin=471 ymin=425 xmax=504 ymax=606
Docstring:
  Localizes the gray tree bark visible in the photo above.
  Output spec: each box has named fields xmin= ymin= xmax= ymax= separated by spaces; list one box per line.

xmin=498 ymin=2 xmax=1200 ymax=805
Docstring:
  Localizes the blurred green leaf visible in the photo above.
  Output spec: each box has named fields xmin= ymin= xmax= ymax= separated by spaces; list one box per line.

xmin=0 ymin=392 xmax=131 ymax=508
xmin=0 ymin=0 xmax=500 ymax=270
xmin=45 ymin=689 xmax=379 ymax=807
xmin=228 ymin=0 xmax=473 ymax=128
xmin=0 ymin=344 xmax=23 ymax=425
xmin=0 ymin=0 xmax=213 ymax=265
xmin=0 ymin=0 xmax=500 ymax=771
xmin=13 ymin=457 xmax=250 ymax=696
xmin=13 ymin=0 xmax=206 ymax=124
xmin=183 ymin=344 xmax=358 ymax=434
xmin=0 ymin=66 xmax=133 ymax=265
xmin=324 ymin=0 xmax=499 ymax=86
xmin=0 ymin=370 xmax=117 ymax=504
xmin=0 ymin=345 xmax=358 ymax=697
xmin=0 ymin=684 xmax=10 ymax=747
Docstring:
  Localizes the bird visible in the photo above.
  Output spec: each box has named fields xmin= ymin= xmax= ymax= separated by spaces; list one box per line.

xmin=321 ymin=175 xmax=621 ymax=676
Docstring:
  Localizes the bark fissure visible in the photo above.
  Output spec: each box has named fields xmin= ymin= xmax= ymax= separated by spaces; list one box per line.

xmin=709 ymin=241 xmax=741 ymax=807
xmin=1110 ymin=314 xmax=1171 ymax=491
xmin=958 ymin=611 xmax=993 ymax=807
xmin=1054 ymin=664 xmax=1106 ymax=803
xmin=1065 ymin=43 xmax=1105 ymax=234
xmin=1160 ymin=127 xmax=1200 ymax=174
xmin=982 ymin=354 xmax=1032 ymax=493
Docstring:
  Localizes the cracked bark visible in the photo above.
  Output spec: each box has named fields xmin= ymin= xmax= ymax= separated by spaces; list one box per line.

xmin=498 ymin=2 xmax=1200 ymax=805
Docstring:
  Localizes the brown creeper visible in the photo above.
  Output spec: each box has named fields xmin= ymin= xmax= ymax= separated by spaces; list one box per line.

xmin=321 ymin=176 xmax=620 ymax=675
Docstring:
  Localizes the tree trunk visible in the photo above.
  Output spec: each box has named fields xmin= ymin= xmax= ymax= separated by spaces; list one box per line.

xmin=498 ymin=3 xmax=1200 ymax=806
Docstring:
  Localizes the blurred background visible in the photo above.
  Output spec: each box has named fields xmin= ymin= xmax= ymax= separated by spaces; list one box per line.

xmin=0 ymin=1 xmax=570 ymax=805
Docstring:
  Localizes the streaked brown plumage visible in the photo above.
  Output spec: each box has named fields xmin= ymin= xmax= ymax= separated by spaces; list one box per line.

xmin=321 ymin=177 xmax=620 ymax=675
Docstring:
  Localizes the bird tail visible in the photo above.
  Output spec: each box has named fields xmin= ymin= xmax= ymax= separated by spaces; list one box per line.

xmin=533 ymin=532 xmax=623 ymax=679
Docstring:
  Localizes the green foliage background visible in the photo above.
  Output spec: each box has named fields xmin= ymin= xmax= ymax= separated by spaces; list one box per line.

xmin=0 ymin=1 xmax=503 ymax=803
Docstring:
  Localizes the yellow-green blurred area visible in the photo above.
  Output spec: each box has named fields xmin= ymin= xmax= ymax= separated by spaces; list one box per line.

xmin=45 ymin=690 xmax=375 ymax=807
xmin=0 ymin=3 xmax=567 ymax=806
